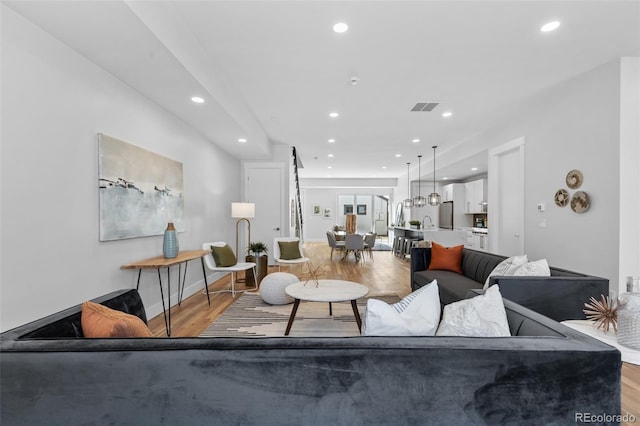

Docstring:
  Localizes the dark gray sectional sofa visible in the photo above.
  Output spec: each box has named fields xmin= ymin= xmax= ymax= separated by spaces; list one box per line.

xmin=1 ymin=288 xmax=621 ymax=425
xmin=411 ymin=247 xmax=609 ymax=321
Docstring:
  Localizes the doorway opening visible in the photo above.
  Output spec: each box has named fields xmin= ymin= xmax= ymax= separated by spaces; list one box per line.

xmin=488 ymin=137 xmax=525 ymax=256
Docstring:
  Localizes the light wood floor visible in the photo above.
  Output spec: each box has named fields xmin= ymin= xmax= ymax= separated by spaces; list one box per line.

xmin=147 ymin=241 xmax=638 ymax=420
xmin=622 ymin=363 xmax=640 ymax=423
xmin=147 ymin=240 xmax=411 ymax=337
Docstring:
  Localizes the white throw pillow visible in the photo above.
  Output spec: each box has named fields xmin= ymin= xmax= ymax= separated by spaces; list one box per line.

xmin=362 ymin=280 xmax=440 ymax=336
xmin=436 ymin=285 xmax=511 ymax=337
xmin=483 ymin=255 xmax=528 ymax=289
xmin=512 ymin=259 xmax=551 ymax=277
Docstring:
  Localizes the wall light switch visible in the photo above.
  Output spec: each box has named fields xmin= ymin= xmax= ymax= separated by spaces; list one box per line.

xmin=539 ymin=219 xmax=547 ymax=228
xmin=537 ymin=203 xmax=546 ymax=212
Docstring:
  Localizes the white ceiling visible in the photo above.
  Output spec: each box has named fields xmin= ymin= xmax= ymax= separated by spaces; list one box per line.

xmin=6 ymin=0 xmax=640 ymax=182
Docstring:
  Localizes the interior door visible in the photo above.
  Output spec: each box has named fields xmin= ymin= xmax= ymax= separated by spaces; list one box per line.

xmin=488 ymin=138 xmax=525 ymax=256
xmin=244 ymin=164 xmax=284 ymax=265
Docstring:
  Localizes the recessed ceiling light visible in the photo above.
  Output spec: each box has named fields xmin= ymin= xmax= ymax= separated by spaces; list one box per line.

xmin=329 ymin=112 xmax=339 ymax=118
xmin=442 ymin=111 xmax=453 ymax=118
xmin=442 ymin=177 xmax=449 ymax=180
xmin=471 ymin=167 xmax=478 ymax=171
xmin=328 ymin=154 xmax=334 ymax=158
xmin=328 ymin=139 xmax=335 ymax=143
xmin=238 ymin=138 xmax=247 ymax=143
xmin=382 ymin=166 xmax=387 ymax=169
xmin=333 ymin=22 xmax=348 ymax=33
xmin=191 ymin=96 xmax=205 ymax=103
xmin=328 ymin=166 xmax=333 ymax=169
xmin=395 ymin=154 xmax=401 ymax=158
xmin=540 ymin=21 xmax=560 ymax=32
xmin=412 ymin=139 xmax=420 ymax=143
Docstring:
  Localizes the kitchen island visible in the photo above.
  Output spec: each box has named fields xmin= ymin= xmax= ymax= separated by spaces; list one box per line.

xmin=391 ymin=226 xmax=491 ymax=252
xmin=422 ymin=229 xmax=470 ymax=247
xmin=391 ymin=227 xmax=473 ymax=258
xmin=390 ymin=226 xmax=425 ymax=240
xmin=392 ymin=227 xmax=469 ymax=243
xmin=389 ymin=227 xmax=428 ymax=258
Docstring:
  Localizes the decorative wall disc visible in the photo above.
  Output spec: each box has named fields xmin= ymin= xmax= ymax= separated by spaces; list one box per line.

xmin=566 ymin=169 xmax=583 ymax=189
xmin=554 ymin=189 xmax=569 ymax=207
xmin=570 ymin=191 xmax=590 ymax=213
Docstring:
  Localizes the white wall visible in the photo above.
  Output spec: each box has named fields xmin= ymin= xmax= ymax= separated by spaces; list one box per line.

xmin=463 ymin=60 xmax=623 ymax=285
xmin=302 ymin=188 xmax=341 ymax=241
xmin=398 ymin=58 xmax=637 ymax=293
xmin=301 ymin=186 xmax=394 ymax=241
xmin=618 ymin=57 xmax=640 ymax=295
xmin=0 ymin=7 xmax=241 ymax=331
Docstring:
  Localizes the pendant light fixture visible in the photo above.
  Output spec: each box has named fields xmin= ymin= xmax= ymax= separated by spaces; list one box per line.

xmin=428 ymin=146 xmax=441 ymax=206
xmin=413 ymin=155 xmax=427 ymax=207
xmin=403 ymin=162 xmax=414 ymax=208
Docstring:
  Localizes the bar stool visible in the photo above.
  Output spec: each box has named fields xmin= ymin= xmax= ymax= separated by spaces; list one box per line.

xmin=393 ymin=236 xmax=402 ymax=257
xmin=403 ymin=238 xmax=420 ymax=261
xmin=395 ymin=237 xmax=407 ymax=257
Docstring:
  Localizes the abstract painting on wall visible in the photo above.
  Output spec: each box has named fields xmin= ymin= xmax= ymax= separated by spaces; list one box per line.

xmin=98 ymin=133 xmax=184 ymax=241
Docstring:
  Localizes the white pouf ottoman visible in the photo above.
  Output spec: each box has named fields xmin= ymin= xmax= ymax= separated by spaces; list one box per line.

xmin=260 ymin=272 xmax=297 ymax=305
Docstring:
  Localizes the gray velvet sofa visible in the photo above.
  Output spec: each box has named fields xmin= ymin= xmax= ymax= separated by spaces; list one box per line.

xmin=0 ymin=288 xmax=620 ymax=425
xmin=411 ymin=247 xmax=609 ymax=322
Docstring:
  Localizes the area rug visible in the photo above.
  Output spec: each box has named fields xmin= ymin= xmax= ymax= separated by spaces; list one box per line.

xmin=371 ymin=242 xmax=392 ymax=251
xmin=199 ymin=293 xmax=399 ymax=337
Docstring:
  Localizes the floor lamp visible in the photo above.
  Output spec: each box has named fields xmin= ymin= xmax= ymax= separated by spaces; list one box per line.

xmin=231 ymin=202 xmax=255 ymax=258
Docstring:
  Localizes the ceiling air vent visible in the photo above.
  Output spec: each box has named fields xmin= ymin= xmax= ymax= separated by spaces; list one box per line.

xmin=411 ymin=102 xmax=439 ymax=112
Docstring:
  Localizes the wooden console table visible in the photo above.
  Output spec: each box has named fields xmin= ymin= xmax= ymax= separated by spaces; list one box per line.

xmin=121 ymin=250 xmax=210 ymax=336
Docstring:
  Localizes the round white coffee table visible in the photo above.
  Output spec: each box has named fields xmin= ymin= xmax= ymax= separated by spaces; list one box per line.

xmin=284 ymin=280 xmax=369 ymax=336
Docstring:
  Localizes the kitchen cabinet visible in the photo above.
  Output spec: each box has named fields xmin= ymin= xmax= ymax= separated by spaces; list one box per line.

xmin=473 ymin=234 xmax=490 ymax=252
xmin=465 ymin=230 xmax=474 ymax=248
xmin=442 ymin=183 xmax=454 ymax=202
xmin=465 ymin=179 xmax=487 ymax=214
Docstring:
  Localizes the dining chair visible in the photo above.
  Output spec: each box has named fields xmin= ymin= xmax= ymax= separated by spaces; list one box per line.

xmin=344 ymin=234 xmax=365 ymax=262
xmin=363 ymin=233 xmax=377 ymax=260
xmin=273 ymin=237 xmax=311 ymax=274
xmin=326 ymin=231 xmax=345 ymax=259
xmin=202 ymin=242 xmax=257 ymax=297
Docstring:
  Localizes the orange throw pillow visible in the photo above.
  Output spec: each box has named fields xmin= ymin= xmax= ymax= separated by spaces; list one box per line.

xmin=81 ymin=301 xmax=153 ymax=338
xmin=428 ymin=242 xmax=464 ymax=274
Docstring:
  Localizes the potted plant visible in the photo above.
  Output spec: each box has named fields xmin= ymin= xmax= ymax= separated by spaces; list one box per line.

xmin=409 ymin=220 xmax=421 ymax=230
xmin=248 ymin=241 xmax=268 ymax=257
xmin=246 ymin=242 xmax=269 ymax=285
